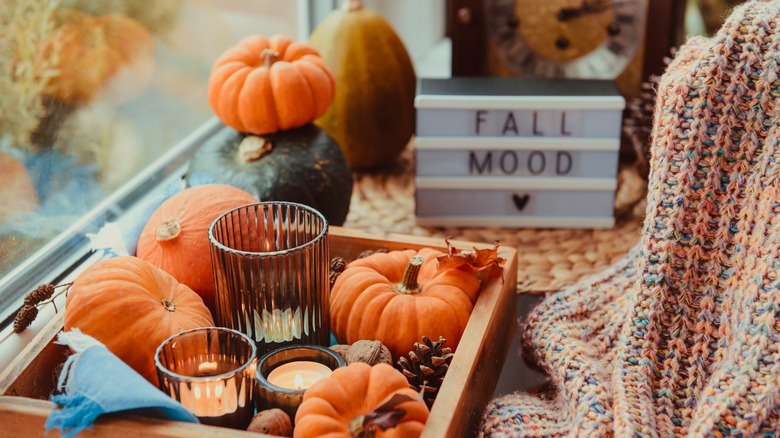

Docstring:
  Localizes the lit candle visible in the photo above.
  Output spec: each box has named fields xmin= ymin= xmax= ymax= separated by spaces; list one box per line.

xmin=155 ymin=327 xmax=258 ymax=429
xmin=266 ymin=361 xmax=332 ymax=390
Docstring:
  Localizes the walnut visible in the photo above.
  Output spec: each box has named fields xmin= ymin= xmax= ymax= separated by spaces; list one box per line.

xmin=330 ymin=344 xmax=350 ymax=358
xmin=247 ymin=408 xmax=292 ymax=436
xmin=345 ymin=340 xmax=393 ymax=366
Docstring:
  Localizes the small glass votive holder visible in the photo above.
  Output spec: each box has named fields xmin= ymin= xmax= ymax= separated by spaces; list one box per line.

xmin=256 ymin=345 xmax=346 ymax=422
xmin=208 ymin=202 xmax=330 ymax=356
xmin=154 ymin=327 xmax=257 ymax=429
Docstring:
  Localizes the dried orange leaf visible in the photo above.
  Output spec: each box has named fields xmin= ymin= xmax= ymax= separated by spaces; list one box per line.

xmin=436 ymin=238 xmax=505 ymax=276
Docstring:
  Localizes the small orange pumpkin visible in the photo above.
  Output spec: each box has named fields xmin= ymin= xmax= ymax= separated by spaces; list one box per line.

xmin=136 ymin=184 xmax=257 ymax=310
xmin=45 ymin=10 xmax=154 ymax=106
xmin=294 ymin=363 xmax=429 ymax=437
xmin=330 ymin=249 xmax=481 ymax=359
xmin=208 ymin=34 xmax=335 ymax=135
xmin=0 ymin=152 xmax=38 ymax=226
xmin=64 ymin=256 xmax=214 ymax=386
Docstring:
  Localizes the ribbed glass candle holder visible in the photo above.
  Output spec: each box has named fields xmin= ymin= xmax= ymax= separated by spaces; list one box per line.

xmin=208 ymin=202 xmax=330 ymax=356
xmin=154 ymin=327 xmax=257 ymax=429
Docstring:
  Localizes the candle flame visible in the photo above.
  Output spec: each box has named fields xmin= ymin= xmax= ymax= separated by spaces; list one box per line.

xmin=295 ymin=373 xmax=304 ymax=390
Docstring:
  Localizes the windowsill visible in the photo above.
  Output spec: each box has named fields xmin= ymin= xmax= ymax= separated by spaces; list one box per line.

xmin=0 ymin=118 xmax=224 ymax=371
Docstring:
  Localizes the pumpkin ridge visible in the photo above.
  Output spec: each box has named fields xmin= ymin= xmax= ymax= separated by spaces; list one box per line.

xmin=350 ymin=283 xmax=396 ymax=342
xmin=306 ymin=367 xmax=361 ymax=419
xmin=292 ymin=60 xmax=321 ymax=123
xmin=237 ymin=69 xmax=278 ymax=134
xmin=208 ymin=62 xmax=245 ymax=108
xmin=217 ymin=48 xmax=256 ymax=68
xmin=211 ymin=65 xmax=251 ymax=130
xmin=270 ymin=34 xmax=291 ymax=59
xmin=351 ymin=250 xmax=415 ymax=282
xmin=373 ymin=294 xmax=420 ymax=355
xmin=284 ymin=41 xmax=320 ymax=61
xmin=330 ymin=267 xmax=389 ymax=322
xmin=271 ymin=63 xmax=314 ymax=130
xmin=238 ymin=34 xmax=269 ymax=52
xmin=236 ymin=67 xmax=279 ymax=132
xmin=223 ymin=66 xmax=253 ymax=132
xmin=294 ymin=59 xmax=335 ymax=121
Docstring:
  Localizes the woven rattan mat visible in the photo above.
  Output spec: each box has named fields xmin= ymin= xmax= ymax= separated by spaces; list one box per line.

xmin=343 ymin=146 xmax=646 ymax=294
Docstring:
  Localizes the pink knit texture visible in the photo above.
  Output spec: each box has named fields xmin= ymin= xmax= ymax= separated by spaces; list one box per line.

xmin=482 ymin=1 xmax=780 ymax=436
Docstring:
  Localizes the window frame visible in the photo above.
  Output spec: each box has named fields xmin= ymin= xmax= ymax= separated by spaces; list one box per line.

xmin=0 ymin=118 xmax=223 ymax=327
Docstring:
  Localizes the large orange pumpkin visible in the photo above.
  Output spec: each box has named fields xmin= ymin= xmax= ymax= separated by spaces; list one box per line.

xmin=294 ymin=363 xmax=429 ymax=437
xmin=0 ymin=152 xmax=38 ymax=226
xmin=45 ymin=10 xmax=154 ymax=106
xmin=64 ymin=256 xmax=214 ymax=386
xmin=207 ymin=34 xmax=335 ymax=135
xmin=136 ymin=184 xmax=257 ymax=310
xmin=330 ymin=249 xmax=481 ymax=359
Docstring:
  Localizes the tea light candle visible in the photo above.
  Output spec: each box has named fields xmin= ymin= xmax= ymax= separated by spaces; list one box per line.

xmin=256 ymin=345 xmax=346 ymax=422
xmin=266 ymin=361 xmax=332 ymax=390
xmin=155 ymin=327 xmax=257 ymax=429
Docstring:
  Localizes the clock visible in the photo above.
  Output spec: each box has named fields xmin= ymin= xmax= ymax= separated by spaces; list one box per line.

xmin=485 ymin=0 xmax=646 ymax=79
xmin=448 ymin=0 xmax=687 ymax=97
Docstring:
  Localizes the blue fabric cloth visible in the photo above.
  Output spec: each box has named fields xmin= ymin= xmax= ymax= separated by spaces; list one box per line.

xmin=45 ymin=330 xmax=197 ymax=438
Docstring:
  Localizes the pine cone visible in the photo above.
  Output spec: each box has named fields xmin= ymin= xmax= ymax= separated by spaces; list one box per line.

xmin=14 ymin=305 xmax=38 ymax=333
xmin=397 ymin=336 xmax=453 ymax=408
xmin=24 ymin=283 xmax=55 ymax=306
xmin=330 ymin=257 xmax=347 ymax=288
xmin=356 ymin=248 xmax=387 ymax=259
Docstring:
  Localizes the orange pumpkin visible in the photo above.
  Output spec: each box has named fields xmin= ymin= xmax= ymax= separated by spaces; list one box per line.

xmin=136 ymin=184 xmax=257 ymax=310
xmin=330 ymin=249 xmax=481 ymax=359
xmin=64 ymin=256 xmax=213 ymax=386
xmin=0 ymin=152 xmax=38 ymax=226
xmin=294 ymin=363 xmax=429 ymax=437
xmin=208 ymin=34 xmax=335 ymax=135
xmin=45 ymin=10 xmax=154 ymax=106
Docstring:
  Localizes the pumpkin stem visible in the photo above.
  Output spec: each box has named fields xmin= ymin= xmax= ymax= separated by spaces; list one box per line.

xmin=161 ymin=298 xmax=175 ymax=312
xmin=261 ymin=48 xmax=279 ymax=68
xmin=156 ymin=220 xmax=181 ymax=241
xmin=342 ymin=0 xmax=364 ymax=11
xmin=398 ymin=255 xmax=424 ymax=294
xmin=238 ymin=136 xmax=273 ymax=162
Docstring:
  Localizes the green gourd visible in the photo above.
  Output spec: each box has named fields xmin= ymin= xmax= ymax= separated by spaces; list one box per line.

xmin=309 ymin=0 xmax=416 ymax=170
xmin=186 ymin=124 xmax=353 ymax=226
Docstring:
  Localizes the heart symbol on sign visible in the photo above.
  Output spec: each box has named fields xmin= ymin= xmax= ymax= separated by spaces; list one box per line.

xmin=512 ymin=194 xmax=530 ymax=211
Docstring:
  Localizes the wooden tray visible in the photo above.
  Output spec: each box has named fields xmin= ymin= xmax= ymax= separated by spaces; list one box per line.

xmin=0 ymin=226 xmax=518 ymax=437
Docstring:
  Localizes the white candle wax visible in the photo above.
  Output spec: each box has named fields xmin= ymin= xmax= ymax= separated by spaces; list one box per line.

xmin=178 ymin=361 xmax=239 ymax=417
xmin=267 ymin=361 xmax=332 ymax=390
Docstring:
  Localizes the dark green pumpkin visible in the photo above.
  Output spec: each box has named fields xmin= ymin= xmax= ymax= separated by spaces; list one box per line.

xmin=186 ymin=124 xmax=353 ymax=226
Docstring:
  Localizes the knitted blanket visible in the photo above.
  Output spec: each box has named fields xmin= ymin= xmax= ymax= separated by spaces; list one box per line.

xmin=482 ymin=1 xmax=780 ymax=436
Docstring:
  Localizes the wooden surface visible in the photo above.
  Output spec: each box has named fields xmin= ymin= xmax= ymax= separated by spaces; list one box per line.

xmin=0 ymin=397 xmax=259 ymax=437
xmin=0 ymin=226 xmax=519 ymax=437
xmin=0 ymin=312 xmax=66 ymax=398
xmin=424 ymin=236 xmax=518 ymax=438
